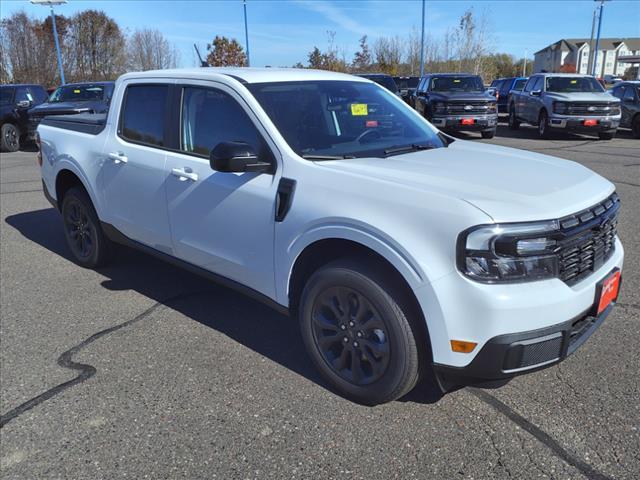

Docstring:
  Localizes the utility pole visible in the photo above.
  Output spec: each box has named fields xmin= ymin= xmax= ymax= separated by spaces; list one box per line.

xmin=31 ymin=0 xmax=67 ymax=85
xmin=243 ymin=0 xmax=250 ymax=67
xmin=419 ymin=0 xmax=425 ymax=77
xmin=587 ymin=6 xmax=597 ymax=74
xmin=523 ymin=49 xmax=528 ymax=77
xmin=591 ymin=0 xmax=611 ymax=78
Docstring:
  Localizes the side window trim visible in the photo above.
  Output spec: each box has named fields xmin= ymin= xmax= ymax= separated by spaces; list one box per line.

xmin=117 ymin=82 xmax=173 ymax=150
xmin=172 ymin=82 xmax=278 ymax=170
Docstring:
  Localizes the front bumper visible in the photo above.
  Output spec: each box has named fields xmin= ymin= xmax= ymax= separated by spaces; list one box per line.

xmin=433 ymin=303 xmax=615 ymax=390
xmin=548 ymin=115 xmax=620 ymax=132
xmin=413 ymin=237 xmax=624 ymax=389
xmin=431 ymin=114 xmax=497 ymax=131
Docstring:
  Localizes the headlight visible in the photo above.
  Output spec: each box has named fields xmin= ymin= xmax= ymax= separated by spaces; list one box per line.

xmin=610 ymin=103 xmax=621 ymax=115
xmin=457 ymin=220 xmax=561 ymax=283
xmin=433 ymin=102 xmax=447 ymax=113
xmin=553 ymin=102 xmax=568 ymax=114
xmin=487 ymin=102 xmax=497 ymax=113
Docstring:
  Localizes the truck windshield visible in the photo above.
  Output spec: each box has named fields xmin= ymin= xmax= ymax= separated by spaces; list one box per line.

xmin=546 ymin=77 xmax=604 ymax=93
xmin=48 ymin=84 xmax=114 ymax=103
xmin=431 ymin=76 xmax=484 ymax=92
xmin=247 ymin=80 xmax=445 ymax=159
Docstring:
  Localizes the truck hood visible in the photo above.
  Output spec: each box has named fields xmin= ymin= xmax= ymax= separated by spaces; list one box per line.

xmin=544 ymin=91 xmax=619 ymax=103
xmin=315 ymin=140 xmax=614 ymax=222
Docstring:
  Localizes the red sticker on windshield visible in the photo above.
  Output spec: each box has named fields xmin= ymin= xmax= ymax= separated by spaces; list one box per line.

xmin=366 ymin=120 xmax=378 ymax=128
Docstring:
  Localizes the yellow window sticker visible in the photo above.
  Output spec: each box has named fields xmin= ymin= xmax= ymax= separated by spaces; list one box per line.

xmin=454 ymin=79 xmax=461 ymax=83
xmin=570 ymin=80 xmax=577 ymax=84
xmin=351 ymin=103 xmax=368 ymax=116
xmin=74 ymin=89 xmax=81 ymax=93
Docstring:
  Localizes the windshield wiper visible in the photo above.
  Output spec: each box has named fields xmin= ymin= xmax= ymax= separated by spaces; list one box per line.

xmin=301 ymin=154 xmax=356 ymax=161
xmin=383 ymin=144 xmax=437 ymax=156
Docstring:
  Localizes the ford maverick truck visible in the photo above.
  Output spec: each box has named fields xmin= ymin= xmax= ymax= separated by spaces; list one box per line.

xmin=509 ymin=73 xmax=621 ymax=139
xmin=37 ymin=68 xmax=623 ymax=405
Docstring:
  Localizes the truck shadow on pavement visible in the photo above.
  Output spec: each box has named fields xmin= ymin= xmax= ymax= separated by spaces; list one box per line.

xmin=4 ymin=208 xmax=443 ymax=410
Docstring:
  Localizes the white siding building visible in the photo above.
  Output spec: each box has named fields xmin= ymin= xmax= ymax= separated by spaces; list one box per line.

xmin=534 ymin=38 xmax=640 ymax=77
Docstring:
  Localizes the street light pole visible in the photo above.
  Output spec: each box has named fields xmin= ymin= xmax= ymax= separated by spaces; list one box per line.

xmin=243 ymin=0 xmax=250 ymax=67
xmin=523 ymin=49 xmax=528 ymax=77
xmin=31 ymin=0 xmax=66 ymax=85
xmin=419 ymin=0 xmax=425 ymax=77
xmin=591 ymin=0 xmax=611 ymax=78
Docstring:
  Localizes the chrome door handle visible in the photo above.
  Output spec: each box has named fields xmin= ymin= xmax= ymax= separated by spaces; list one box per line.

xmin=108 ymin=152 xmax=128 ymax=164
xmin=171 ymin=167 xmax=198 ymax=182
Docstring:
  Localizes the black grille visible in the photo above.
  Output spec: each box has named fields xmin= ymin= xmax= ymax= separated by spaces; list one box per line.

xmin=557 ymin=193 xmax=619 ymax=285
xmin=503 ymin=335 xmax=563 ymax=370
xmin=565 ymin=102 xmax=620 ymax=116
xmin=446 ymin=102 xmax=494 ymax=115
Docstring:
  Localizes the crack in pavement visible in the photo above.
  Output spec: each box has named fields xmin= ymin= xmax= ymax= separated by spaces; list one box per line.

xmin=469 ymin=388 xmax=613 ymax=480
xmin=0 ymin=290 xmax=210 ymax=428
xmin=0 ymin=189 xmax=44 ymax=195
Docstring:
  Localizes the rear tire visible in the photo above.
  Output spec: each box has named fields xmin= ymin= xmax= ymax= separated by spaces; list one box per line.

xmin=538 ymin=110 xmax=550 ymax=139
xmin=61 ymin=187 xmax=111 ymax=268
xmin=299 ymin=259 xmax=421 ymax=405
xmin=481 ymin=128 xmax=496 ymax=139
xmin=598 ymin=131 xmax=614 ymax=140
xmin=1 ymin=123 xmax=20 ymax=152
xmin=508 ymin=106 xmax=520 ymax=130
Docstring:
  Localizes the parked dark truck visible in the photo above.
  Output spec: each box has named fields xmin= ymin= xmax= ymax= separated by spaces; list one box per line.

xmin=393 ymin=76 xmax=420 ymax=104
xmin=28 ymin=82 xmax=115 ymax=130
xmin=509 ymin=74 xmax=620 ymax=139
xmin=413 ymin=74 xmax=498 ymax=138
xmin=1 ymin=84 xmax=48 ymax=152
xmin=611 ymin=81 xmax=640 ymax=138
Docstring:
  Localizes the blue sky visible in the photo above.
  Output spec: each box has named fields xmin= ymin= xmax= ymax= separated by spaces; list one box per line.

xmin=2 ymin=0 xmax=639 ymax=67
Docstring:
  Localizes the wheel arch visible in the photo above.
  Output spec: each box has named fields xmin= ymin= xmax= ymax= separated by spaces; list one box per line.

xmin=286 ymin=236 xmax=433 ymax=370
xmin=54 ymin=168 xmax=100 ymax=217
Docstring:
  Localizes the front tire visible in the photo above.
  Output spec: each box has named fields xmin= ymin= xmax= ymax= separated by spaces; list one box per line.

xmin=598 ymin=131 xmax=615 ymax=140
xmin=481 ymin=128 xmax=496 ymax=139
xmin=1 ymin=123 xmax=20 ymax=152
xmin=632 ymin=115 xmax=640 ymax=139
xmin=61 ymin=187 xmax=111 ymax=268
xmin=299 ymin=259 xmax=421 ymax=405
xmin=538 ymin=110 xmax=550 ymax=139
xmin=508 ymin=106 xmax=520 ymax=130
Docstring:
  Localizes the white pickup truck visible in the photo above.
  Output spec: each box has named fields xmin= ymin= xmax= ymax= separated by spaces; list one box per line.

xmin=37 ymin=68 xmax=623 ymax=405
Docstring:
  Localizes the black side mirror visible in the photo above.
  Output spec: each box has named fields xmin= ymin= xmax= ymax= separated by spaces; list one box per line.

xmin=210 ymin=141 xmax=273 ymax=174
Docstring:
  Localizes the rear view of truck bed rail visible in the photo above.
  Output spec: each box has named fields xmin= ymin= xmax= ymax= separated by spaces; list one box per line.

xmin=40 ymin=113 xmax=107 ymax=135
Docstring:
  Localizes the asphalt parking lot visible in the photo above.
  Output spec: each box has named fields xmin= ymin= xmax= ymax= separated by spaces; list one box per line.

xmin=1 ymin=124 xmax=639 ymax=479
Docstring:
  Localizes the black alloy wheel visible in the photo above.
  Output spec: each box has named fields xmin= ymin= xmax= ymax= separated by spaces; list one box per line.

xmin=311 ymin=286 xmax=390 ymax=386
xmin=61 ymin=187 xmax=111 ymax=268
xmin=1 ymin=124 xmax=20 ymax=152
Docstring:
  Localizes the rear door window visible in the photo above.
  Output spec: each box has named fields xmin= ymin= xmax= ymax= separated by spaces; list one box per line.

xmin=119 ymin=84 xmax=170 ymax=147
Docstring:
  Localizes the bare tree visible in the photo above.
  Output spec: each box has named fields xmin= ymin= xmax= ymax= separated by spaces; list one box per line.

xmin=127 ymin=28 xmax=180 ymax=71
xmin=67 ymin=10 xmax=126 ymax=81
xmin=374 ymin=36 xmax=404 ymax=75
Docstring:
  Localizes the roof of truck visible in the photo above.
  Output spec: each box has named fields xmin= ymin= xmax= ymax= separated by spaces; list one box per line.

xmin=119 ymin=67 xmax=369 ymax=84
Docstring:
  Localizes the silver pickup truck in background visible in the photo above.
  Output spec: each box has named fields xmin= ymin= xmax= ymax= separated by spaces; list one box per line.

xmin=508 ymin=73 xmax=621 ymax=139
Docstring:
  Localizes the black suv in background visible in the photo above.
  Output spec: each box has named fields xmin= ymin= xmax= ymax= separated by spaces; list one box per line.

xmin=1 ymin=84 xmax=48 ymax=152
xmin=355 ymin=74 xmax=400 ymax=96
xmin=413 ymin=73 xmax=498 ymax=138
xmin=28 ymin=82 xmax=115 ymax=130
xmin=393 ymin=76 xmax=420 ymax=104
xmin=611 ymin=81 xmax=640 ymax=138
